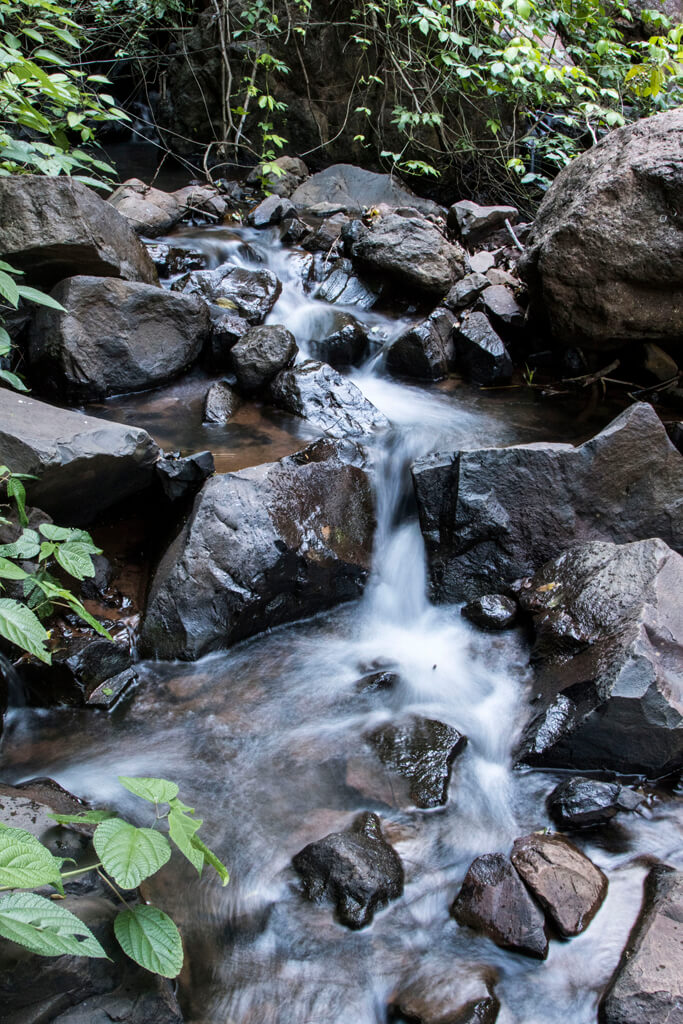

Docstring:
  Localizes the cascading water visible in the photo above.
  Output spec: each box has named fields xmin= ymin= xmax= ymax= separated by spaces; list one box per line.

xmin=1 ymin=219 xmax=680 ymax=1024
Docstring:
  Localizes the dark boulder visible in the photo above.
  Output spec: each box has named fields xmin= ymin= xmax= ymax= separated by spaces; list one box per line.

xmin=302 ymin=212 xmax=349 ymax=255
xmin=313 ymin=257 xmax=377 ymax=309
xmin=231 ymin=324 xmax=298 ymax=393
xmin=206 ymin=308 xmax=250 ymax=369
xmin=451 ymin=853 xmax=549 ymax=959
xmin=547 ymin=778 xmax=643 ymax=829
xmin=292 ymin=811 xmax=404 ymax=929
xmin=248 ymin=194 xmax=295 ymax=227
xmin=28 ymin=276 xmax=209 ymax=402
xmin=0 ymin=174 xmax=157 ymax=287
xmin=455 ymin=312 xmax=513 ymax=385
xmin=19 ymin=634 xmax=132 ymax=708
xmin=203 ymin=380 xmax=243 ymax=423
xmin=355 ymin=669 xmax=401 ymax=693
xmin=291 ymin=163 xmax=441 ymax=217
xmin=599 ymin=865 xmax=683 ymax=1024
xmin=269 ymin=359 xmax=389 ymax=438
xmin=365 ymin=715 xmax=466 ymax=808
xmin=517 ymin=538 xmax=683 ymax=777
xmin=173 ymin=264 xmax=281 ymax=324
xmin=411 ymin=403 xmax=683 ymax=603
xmin=386 ymin=308 xmax=456 ymax=381
xmin=447 ymin=200 xmax=518 ymax=243
xmin=480 ymin=285 xmax=525 ymax=330
xmin=443 ymin=272 xmax=490 ymax=311
xmin=343 ymin=214 xmax=467 ymax=297
xmin=520 ymin=108 xmax=683 ymax=350
xmin=108 ymin=177 xmax=227 ymax=236
xmin=510 ymin=833 xmax=608 ymax=937
xmin=0 ymin=390 xmax=160 ymax=525
xmin=140 ymin=439 xmax=375 ymax=660
xmin=156 ymin=450 xmax=214 ymax=502
xmin=308 ymin=313 xmax=370 ymax=367
xmin=462 ymin=595 xmax=517 ymax=631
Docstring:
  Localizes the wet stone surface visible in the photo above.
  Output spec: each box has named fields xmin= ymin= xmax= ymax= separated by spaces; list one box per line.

xmin=365 ymin=714 xmax=467 ymax=808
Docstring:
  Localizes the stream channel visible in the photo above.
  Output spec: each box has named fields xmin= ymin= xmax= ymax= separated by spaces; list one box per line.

xmin=2 ymin=219 xmax=681 ymax=1023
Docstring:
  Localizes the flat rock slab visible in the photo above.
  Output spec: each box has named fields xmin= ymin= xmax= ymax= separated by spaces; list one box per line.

xmin=291 ymin=163 xmax=441 ymax=217
xmin=0 ymin=390 xmax=159 ymax=524
xmin=517 ymin=538 xmax=683 ymax=776
xmin=365 ymin=715 xmax=467 ymax=808
xmin=140 ymin=439 xmax=375 ymax=660
xmin=28 ymin=276 xmax=209 ymax=402
xmin=599 ymin=865 xmax=683 ymax=1024
xmin=411 ymin=402 xmax=683 ymax=603
xmin=511 ymin=833 xmax=608 ymax=937
xmin=451 ymin=853 xmax=549 ymax=959
xmin=0 ymin=174 xmax=157 ymax=287
xmin=269 ymin=360 xmax=389 ymax=438
xmin=292 ymin=811 xmax=404 ymax=929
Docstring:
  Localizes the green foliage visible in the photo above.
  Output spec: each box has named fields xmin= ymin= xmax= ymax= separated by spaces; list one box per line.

xmin=0 ymin=259 xmax=66 ymax=393
xmin=0 ymin=464 xmax=112 ymax=662
xmin=0 ymin=776 xmax=229 ymax=978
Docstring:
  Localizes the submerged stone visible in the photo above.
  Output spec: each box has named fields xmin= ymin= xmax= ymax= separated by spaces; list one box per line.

xmin=461 ymin=595 xmax=517 ymax=631
xmin=365 ymin=715 xmax=467 ymax=808
xmin=547 ymin=778 xmax=643 ymax=829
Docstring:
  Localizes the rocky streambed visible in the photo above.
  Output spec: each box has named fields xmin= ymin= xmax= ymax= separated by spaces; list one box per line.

xmin=0 ymin=110 xmax=682 ymax=1024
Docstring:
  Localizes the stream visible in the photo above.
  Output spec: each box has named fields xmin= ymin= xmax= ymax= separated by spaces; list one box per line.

xmin=2 ymin=218 xmax=681 ymax=1023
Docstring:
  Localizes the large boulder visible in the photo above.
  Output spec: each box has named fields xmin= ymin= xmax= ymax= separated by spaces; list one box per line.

xmin=290 ymin=163 xmax=441 ymax=217
xmin=520 ymin=109 xmax=683 ymax=350
xmin=172 ymin=264 xmax=281 ymax=324
xmin=292 ymin=811 xmax=404 ymax=929
xmin=108 ymin=178 xmax=227 ymax=236
xmin=386 ymin=308 xmax=456 ymax=381
xmin=0 ymin=175 xmax=157 ymax=286
xmin=517 ymin=538 xmax=683 ymax=777
xmin=599 ymin=865 xmax=683 ymax=1024
xmin=343 ymin=214 xmax=467 ymax=297
xmin=411 ymin=403 xmax=683 ymax=602
xmin=0 ymin=390 xmax=159 ymax=524
xmin=28 ymin=276 xmax=210 ymax=401
xmin=139 ymin=439 xmax=375 ymax=660
xmin=269 ymin=360 xmax=389 ymax=438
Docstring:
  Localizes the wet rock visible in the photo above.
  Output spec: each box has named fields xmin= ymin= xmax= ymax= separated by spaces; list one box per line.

xmin=231 ymin=324 xmax=298 ymax=392
xmin=291 ymin=163 xmax=441 ymax=217
xmin=451 ymin=853 xmax=549 ymax=959
xmin=0 ymin=174 xmax=158 ymax=287
xmin=248 ymin=194 xmax=295 ymax=227
xmin=19 ymin=634 xmax=132 ymax=707
xmin=517 ymin=538 xmax=683 ymax=777
xmin=292 ymin=811 xmax=404 ymax=929
xmin=247 ymin=155 xmax=309 ymax=197
xmin=0 ymin=389 xmax=160 ymax=524
xmin=480 ymin=285 xmax=525 ymax=329
xmin=146 ymin=241 xmax=208 ymax=277
xmin=520 ymin=108 xmax=683 ymax=350
xmin=86 ymin=667 xmax=138 ymax=709
xmin=343 ymin=214 xmax=467 ymax=297
xmin=140 ymin=439 xmax=375 ymax=660
xmin=313 ymin=257 xmax=377 ymax=309
xmin=386 ymin=308 xmax=456 ymax=381
xmin=173 ymin=263 xmax=281 ymax=324
xmin=309 ymin=313 xmax=369 ymax=367
xmin=28 ymin=276 xmax=209 ymax=402
xmin=411 ymin=403 xmax=683 ymax=603
xmin=456 ymin=312 xmax=513 ymax=385
xmin=108 ymin=177 xmax=227 ymax=236
xmin=206 ymin=308 xmax=250 ymax=369
xmin=448 ymin=200 xmax=518 ymax=243
xmin=547 ymin=778 xmax=643 ymax=829
xmin=667 ymin=421 xmax=683 ymax=455
xmin=462 ymin=595 xmax=517 ymax=631
xmin=511 ymin=833 xmax=608 ymax=937
xmin=365 ymin=715 xmax=467 ymax=808
xmin=355 ymin=670 xmax=401 ymax=693
xmin=390 ymin=967 xmax=500 ymax=1024
xmin=203 ymin=380 xmax=243 ymax=423
xmin=443 ymin=272 xmax=490 ymax=311
xmin=599 ymin=864 xmax=683 ymax=1024
xmin=156 ymin=449 xmax=214 ymax=501
xmin=303 ymin=212 xmax=349 ymax=255
xmin=269 ymin=359 xmax=389 ymax=438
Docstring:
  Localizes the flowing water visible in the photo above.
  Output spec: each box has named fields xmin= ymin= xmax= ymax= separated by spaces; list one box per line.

xmin=2 ymin=220 xmax=681 ymax=1023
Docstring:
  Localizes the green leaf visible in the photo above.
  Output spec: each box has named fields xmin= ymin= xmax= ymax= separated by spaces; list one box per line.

xmin=93 ymin=819 xmax=171 ymax=889
xmin=0 ymin=271 xmax=20 ymax=308
xmin=0 ymin=556 xmax=29 ymax=580
xmin=48 ymin=810 xmax=116 ymax=825
xmin=15 ymin=286 xmax=65 ymax=311
xmin=0 ymin=370 xmax=28 ymax=392
xmin=0 ymin=598 xmax=50 ymax=662
xmin=54 ymin=542 xmax=95 ymax=580
xmin=0 ymin=893 xmax=108 ymax=959
xmin=7 ymin=476 xmax=27 ymax=526
xmin=0 ymin=529 xmax=40 ymax=559
xmin=114 ymin=904 xmax=183 ymax=978
xmin=168 ymin=809 xmax=203 ymax=875
xmin=0 ymin=825 xmax=63 ymax=889
xmin=118 ymin=778 xmax=179 ymax=805
xmin=190 ymin=836 xmax=229 ymax=886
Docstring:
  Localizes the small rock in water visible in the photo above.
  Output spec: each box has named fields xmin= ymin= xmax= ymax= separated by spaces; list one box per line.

xmin=366 ymin=715 xmax=467 ymax=808
xmin=355 ymin=670 xmax=400 ymax=693
xmin=309 ymin=312 xmax=369 ymax=368
xmin=269 ymin=359 xmax=389 ymax=438
xmin=173 ymin=264 xmax=281 ymax=324
xmin=461 ymin=594 xmax=517 ymax=630
xmin=510 ymin=832 xmax=608 ymax=937
xmin=206 ymin=308 xmax=250 ymax=369
xmin=292 ymin=811 xmax=404 ymax=929
xmin=386 ymin=308 xmax=456 ymax=381
xmin=599 ymin=864 xmax=683 ymax=1024
xmin=231 ymin=324 xmax=298 ymax=393
xmin=547 ymin=777 xmax=643 ymax=828
xmin=456 ymin=312 xmax=513 ymax=385
xmin=451 ymin=853 xmax=549 ymax=959
xmin=389 ymin=965 xmax=500 ymax=1024
xmin=313 ymin=257 xmax=377 ymax=309
xmin=203 ymin=380 xmax=243 ymax=423
xmin=156 ymin=450 xmax=214 ymax=501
